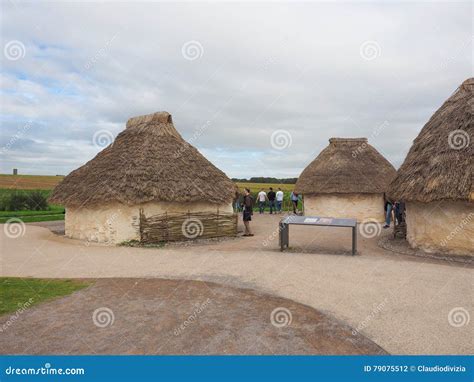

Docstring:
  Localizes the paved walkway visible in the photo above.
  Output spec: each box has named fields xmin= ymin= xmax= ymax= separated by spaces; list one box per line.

xmin=1 ymin=214 xmax=472 ymax=354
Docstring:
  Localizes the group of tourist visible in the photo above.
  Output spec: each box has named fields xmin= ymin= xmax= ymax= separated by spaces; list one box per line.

xmin=238 ymin=188 xmax=406 ymax=237
xmin=236 ymin=187 xmax=303 ymax=236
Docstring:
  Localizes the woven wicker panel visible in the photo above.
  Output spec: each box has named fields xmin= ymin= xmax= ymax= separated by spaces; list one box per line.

xmin=139 ymin=209 xmax=238 ymax=243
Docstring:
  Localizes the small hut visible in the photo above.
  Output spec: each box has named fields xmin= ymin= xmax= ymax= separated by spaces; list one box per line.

xmin=50 ymin=112 xmax=237 ymax=244
xmin=390 ymin=78 xmax=473 ymax=256
xmin=295 ymin=138 xmax=396 ymax=222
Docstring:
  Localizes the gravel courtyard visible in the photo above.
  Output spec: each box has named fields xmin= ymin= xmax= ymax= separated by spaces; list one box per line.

xmin=1 ymin=214 xmax=472 ymax=354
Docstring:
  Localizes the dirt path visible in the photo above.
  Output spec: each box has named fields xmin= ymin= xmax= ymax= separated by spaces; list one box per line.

xmin=0 ymin=278 xmax=385 ymax=355
xmin=1 ymin=214 xmax=472 ymax=354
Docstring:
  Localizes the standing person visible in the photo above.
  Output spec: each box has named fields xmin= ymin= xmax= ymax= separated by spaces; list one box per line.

xmin=290 ymin=191 xmax=300 ymax=214
xmin=257 ymin=188 xmax=268 ymax=214
xmin=267 ymin=187 xmax=276 ymax=214
xmin=242 ymin=188 xmax=254 ymax=236
xmin=394 ymin=200 xmax=405 ymax=224
xmin=383 ymin=194 xmax=394 ymax=228
xmin=233 ymin=190 xmax=242 ymax=212
xmin=275 ymin=187 xmax=284 ymax=213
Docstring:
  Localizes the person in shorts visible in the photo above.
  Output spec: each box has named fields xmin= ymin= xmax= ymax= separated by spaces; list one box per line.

xmin=290 ymin=191 xmax=301 ymax=214
xmin=242 ymin=188 xmax=254 ymax=236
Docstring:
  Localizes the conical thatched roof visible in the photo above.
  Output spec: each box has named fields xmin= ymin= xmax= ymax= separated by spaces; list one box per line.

xmin=295 ymin=138 xmax=396 ymax=195
xmin=50 ymin=112 xmax=236 ymax=207
xmin=390 ymin=78 xmax=473 ymax=203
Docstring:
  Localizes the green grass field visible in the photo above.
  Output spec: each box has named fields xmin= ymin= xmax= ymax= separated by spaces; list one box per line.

xmin=0 ymin=278 xmax=91 ymax=316
xmin=0 ymin=187 xmax=64 ymax=223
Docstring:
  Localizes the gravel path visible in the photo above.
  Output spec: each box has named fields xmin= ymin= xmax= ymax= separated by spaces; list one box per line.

xmin=0 ymin=278 xmax=385 ymax=355
xmin=1 ymin=214 xmax=472 ymax=354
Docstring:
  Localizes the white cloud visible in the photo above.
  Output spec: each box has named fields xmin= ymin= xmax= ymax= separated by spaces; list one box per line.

xmin=1 ymin=1 xmax=472 ymax=177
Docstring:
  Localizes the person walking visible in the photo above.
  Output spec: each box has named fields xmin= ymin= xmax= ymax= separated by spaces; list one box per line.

xmin=242 ymin=188 xmax=254 ymax=236
xmin=290 ymin=191 xmax=301 ymax=214
xmin=267 ymin=187 xmax=276 ymax=214
xmin=275 ymin=187 xmax=284 ymax=213
xmin=257 ymin=188 xmax=268 ymax=214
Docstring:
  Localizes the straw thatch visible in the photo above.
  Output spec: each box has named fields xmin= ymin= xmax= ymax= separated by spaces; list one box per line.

xmin=50 ymin=112 xmax=236 ymax=207
xmin=295 ymin=138 xmax=396 ymax=195
xmin=390 ymin=78 xmax=473 ymax=203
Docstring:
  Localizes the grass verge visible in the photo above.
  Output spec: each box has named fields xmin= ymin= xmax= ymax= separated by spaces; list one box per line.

xmin=0 ymin=278 xmax=91 ymax=316
xmin=0 ymin=214 xmax=65 ymax=224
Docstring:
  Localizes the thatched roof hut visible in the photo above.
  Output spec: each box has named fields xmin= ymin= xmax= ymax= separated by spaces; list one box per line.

xmin=389 ymin=78 xmax=473 ymax=255
xmin=390 ymin=78 xmax=473 ymax=203
xmin=50 ymin=111 xmax=235 ymax=207
xmin=295 ymin=138 xmax=396 ymax=222
xmin=296 ymin=138 xmax=396 ymax=195
xmin=50 ymin=112 xmax=237 ymax=244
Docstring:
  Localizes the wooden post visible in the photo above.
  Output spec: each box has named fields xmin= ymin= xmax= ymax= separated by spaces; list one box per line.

xmin=139 ymin=208 xmax=145 ymax=242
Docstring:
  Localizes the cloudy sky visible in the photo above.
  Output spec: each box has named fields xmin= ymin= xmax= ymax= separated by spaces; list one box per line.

xmin=1 ymin=1 xmax=472 ymax=178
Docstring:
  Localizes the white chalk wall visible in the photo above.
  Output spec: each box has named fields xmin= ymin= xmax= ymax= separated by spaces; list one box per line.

xmin=406 ymin=201 xmax=474 ymax=256
xmin=303 ymin=193 xmax=385 ymax=223
xmin=65 ymin=201 xmax=233 ymax=244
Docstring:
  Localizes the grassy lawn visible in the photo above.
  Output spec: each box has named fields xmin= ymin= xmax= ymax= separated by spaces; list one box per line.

xmin=0 ymin=186 xmax=65 ymax=223
xmin=0 ymin=214 xmax=65 ymax=223
xmin=0 ymin=278 xmax=91 ymax=316
xmin=0 ymin=207 xmax=64 ymax=217
xmin=0 ymin=204 xmax=65 ymax=223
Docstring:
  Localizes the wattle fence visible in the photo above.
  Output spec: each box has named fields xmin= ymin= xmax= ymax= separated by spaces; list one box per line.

xmin=139 ymin=209 xmax=238 ymax=243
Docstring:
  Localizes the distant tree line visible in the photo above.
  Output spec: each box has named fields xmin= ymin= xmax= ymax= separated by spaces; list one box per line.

xmin=232 ymin=177 xmax=297 ymax=184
